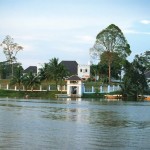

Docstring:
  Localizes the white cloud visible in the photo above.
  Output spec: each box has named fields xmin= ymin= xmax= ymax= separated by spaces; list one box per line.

xmin=141 ymin=20 xmax=150 ymax=24
xmin=75 ymin=35 xmax=95 ymax=44
xmin=123 ymin=29 xmax=150 ymax=35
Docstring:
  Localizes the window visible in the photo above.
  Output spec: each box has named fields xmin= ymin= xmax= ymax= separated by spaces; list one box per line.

xmin=85 ymin=69 xmax=87 ymax=72
xmin=80 ymin=69 xmax=82 ymax=72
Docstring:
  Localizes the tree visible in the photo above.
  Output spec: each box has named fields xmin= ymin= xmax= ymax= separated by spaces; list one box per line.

xmin=90 ymin=24 xmax=131 ymax=83
xmin=120 ymin=55 xmax=148 ymax=100
xmin=45 ymin=58 xmax=69 ymax=90
xmin=0 ymin=35 xmax=23 ymax=77
xmin=22 ymin=72 xmax=41 ymax=91
xmin=10 ymin=65 xmax=24 ymax=90
xmin=57 ymin=63 xmax=69 ymax=93
xmin=100 ymin=51 xmax=122 ymax=80
xmin=39 ymin=58 xmax=69 ymax=91
xmin=45 ymin=58 xmax=60 ymax=90
xmin=0 ymin=62 xmax=6 ymax=79
xmin=38 ymin=63 xmax=49 ymax=81
xmin=90 ymin=64 xmax=99 ymax=81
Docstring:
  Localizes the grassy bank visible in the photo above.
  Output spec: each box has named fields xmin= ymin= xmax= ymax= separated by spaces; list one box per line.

xmin=0 ymin=89 xmax=63 ymax=99
xmin=0 ymin=89 xmax=122 ymax=99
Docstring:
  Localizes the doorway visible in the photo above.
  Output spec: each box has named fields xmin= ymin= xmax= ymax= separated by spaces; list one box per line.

xmin=71 ymin=86 xmax=77 ymax=94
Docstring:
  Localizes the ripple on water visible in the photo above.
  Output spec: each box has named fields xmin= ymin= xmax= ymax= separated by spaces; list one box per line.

xmin=0 ymin=98 xmax=150 ymax=150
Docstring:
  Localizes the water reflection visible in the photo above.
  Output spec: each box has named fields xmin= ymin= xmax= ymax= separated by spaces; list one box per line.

xmin=0 ymin=98 xmax=150 ymax=149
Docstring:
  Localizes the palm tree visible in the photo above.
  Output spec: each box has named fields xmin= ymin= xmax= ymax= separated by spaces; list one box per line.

xmin=38 ymin=63 xmax=49 ymax=81
xmin=22 ymin=72 xmax=41 ymax=91
xmin=10 ymin=65 xmax=23 ymax=90
xmin=44 ymin=58 xmax=60 ymax=90
xmin=57 ymin=63 xmax=69 ymax=93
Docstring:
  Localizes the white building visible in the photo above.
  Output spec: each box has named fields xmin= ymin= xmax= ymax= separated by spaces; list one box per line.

xmin=78 ymin=64 xmax=90 ymax=80
xmin=66 ymin=75 xmax=83 ymax=97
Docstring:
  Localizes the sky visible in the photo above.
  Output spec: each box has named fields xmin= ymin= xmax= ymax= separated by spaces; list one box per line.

xmin=0 ymin=0 xmax=150 ymax=69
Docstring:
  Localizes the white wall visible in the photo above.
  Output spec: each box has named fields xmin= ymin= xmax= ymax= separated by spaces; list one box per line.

xmin=78 ymin=64 xmax=90 ymax=79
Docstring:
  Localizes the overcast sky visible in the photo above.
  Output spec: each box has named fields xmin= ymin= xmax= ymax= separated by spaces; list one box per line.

xmin=0 ymin=0 xmax=150 ymax=68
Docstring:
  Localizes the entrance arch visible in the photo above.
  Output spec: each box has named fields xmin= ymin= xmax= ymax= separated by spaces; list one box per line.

xmin=66 ymin=75 xmax=83 ymax=97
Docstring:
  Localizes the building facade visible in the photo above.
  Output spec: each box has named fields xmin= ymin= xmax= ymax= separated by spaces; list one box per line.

xmin=77 ymin=64 xmax=90 ymax=80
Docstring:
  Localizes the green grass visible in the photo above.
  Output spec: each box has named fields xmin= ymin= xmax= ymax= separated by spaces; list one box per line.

xmin=0 ymin=89 xmax=64 ymax=99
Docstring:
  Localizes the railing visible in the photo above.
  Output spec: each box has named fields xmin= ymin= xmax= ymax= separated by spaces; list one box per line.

xmin=83 ymin=85 xmax=120 ymax=93
xmin=0 ymin=84 xmax=120 ymax=93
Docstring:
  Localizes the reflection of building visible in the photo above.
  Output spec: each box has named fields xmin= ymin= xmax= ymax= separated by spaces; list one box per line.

xmin=66 ymin=75 xmax=83 ymax=97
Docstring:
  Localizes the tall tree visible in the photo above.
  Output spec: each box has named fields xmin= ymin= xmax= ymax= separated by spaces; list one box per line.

xmin=0 ymin=35 xmax=23 ymax=77
xmin=46 ymin=58 xmax=60 ymax=90
xmin=90 ymin=24 xmax=131 ymax=83
xmin=100 ymin=51 xmax=122 ymax=80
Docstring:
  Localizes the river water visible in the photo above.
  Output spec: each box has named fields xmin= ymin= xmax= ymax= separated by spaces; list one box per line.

xmin=0 ymin=98 xmax=150 ymax=150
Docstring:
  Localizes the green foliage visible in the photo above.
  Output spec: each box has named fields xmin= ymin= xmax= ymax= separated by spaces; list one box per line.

xmin=39 ymin=57 xmax=69 ymax=90
xmin=0 ymin=35 xmax=23 ymax=77
xmin=90 ymin=24 xmax=131 ymax=83
xmin=22 ymin=72 xmax=41 ymax=91
xmin=120 ymin=55 xmax=148 ymax=100
xmin=10 ymin=65 xmax=24 ymax=90
xmin=0 ymin=89 xmax=61 ymax=99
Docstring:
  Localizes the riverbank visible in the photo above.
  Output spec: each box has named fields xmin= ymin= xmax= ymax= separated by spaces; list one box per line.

xmin=0 ymin=89 xmax=63 ymax=99
xmin=0 ymin=89 xmax=106 ymax=99
xmin=0 ymin=89 xmax=150 ymax=101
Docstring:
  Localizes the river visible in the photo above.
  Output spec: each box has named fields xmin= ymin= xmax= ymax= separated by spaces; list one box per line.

xmin=0 ymin=98 xmax=150 ymax=150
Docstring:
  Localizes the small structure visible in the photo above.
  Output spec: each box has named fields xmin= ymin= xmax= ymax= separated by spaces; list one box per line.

xmin=66 ymin=75 xmax=83 ymax=97
xmin=78 ymin=64 xmax=90 ymax=80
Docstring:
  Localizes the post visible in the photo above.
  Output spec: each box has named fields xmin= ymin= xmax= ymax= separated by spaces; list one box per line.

xmin=92 ymin=86 xmax=94 ymax=93
xmin=40 ymin=85 xmax=42 ymax=91
xmin=83 ymin=85 xmax=85 ymax=93
xmin=100 ymin=85 xmax=103 ymax=93
xmin=113 ymin=85 xmax=115 ymax=92
xmin=7 ymin=84 xmax=9 ymax=90
xmin=108 ymin=85 xmax=110 ymax=93
xmin=57 ymin=85 xmax=60 ymax=91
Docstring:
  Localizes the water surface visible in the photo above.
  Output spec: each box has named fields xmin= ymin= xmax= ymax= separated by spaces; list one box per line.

xmin=0 ymin=98 xmax=150 ymax=150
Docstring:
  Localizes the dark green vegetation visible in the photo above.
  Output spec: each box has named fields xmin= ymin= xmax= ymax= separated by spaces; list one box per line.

xmin=1 ymin=35 xmax=23 ymax=77
xmin=120 ymin=54 xmax=150 ymax=100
